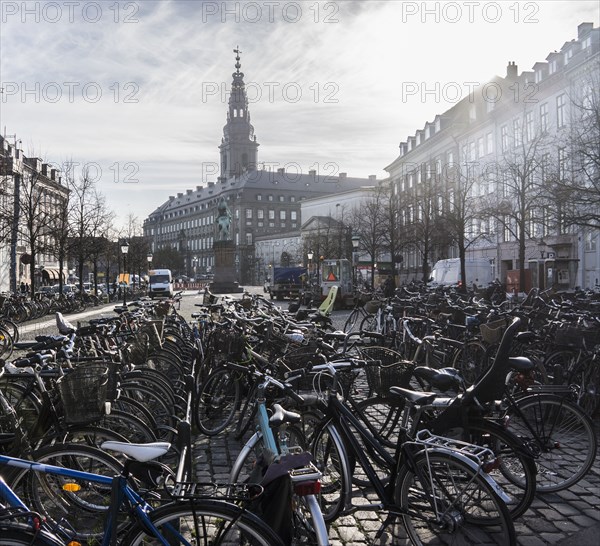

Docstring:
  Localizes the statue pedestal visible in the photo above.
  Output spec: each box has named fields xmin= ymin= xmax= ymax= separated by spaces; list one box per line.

xmin=209 ymin=240 xmax=243 ymax=294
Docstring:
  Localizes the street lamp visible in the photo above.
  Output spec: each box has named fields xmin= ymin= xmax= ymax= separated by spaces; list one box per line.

xmin=120 ymin=240 xmax=129 ymax=307
xmin=351 ymin=236 xmax=360 ymax=287
xmin=147 ymin=252 xmax=153 ymax=296
xmin=307 ymin=250 xmax=313 ymax=277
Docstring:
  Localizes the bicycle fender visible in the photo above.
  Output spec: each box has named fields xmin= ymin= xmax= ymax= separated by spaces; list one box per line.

xmin=412 ymin=446 xmax=512 ymax=504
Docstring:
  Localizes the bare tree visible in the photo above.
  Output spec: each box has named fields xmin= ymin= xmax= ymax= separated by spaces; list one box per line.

xmin=11 ymin=169 xmax=59 ymax=296
xmin=555 ymin=63 xmax=600 ymax=229
xmin=481 ymin=118 xmax=550 ymax=291
xmin=349 ymin=188 xmax=386 ymax=289
xmin=378 ymin=181 xmax=404 ymax=287
xmin=443 ymin=161 xmax=492 ymax=291
xmin=67 ymin=164 xmax=114 ymax=292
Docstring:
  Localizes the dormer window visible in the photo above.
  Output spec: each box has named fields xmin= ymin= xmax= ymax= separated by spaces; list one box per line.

xmin=564 ymin=49 xmax=573 ymax=64
xmin=549 ymin=60 xmax=557 ymax=74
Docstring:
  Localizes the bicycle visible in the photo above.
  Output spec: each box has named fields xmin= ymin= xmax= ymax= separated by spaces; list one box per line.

xmin=342 ymin=290 xmax=373 ymax=333
xmin=228 ymin=366 xmax=330 ymax=545
xmin=0 ymin=441 xmax=285 ymax=545
xmin=296 ymin=360 xmax=516 ymax=544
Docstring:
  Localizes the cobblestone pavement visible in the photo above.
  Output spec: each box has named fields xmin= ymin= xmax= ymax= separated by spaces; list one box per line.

xmin=15 ymin=290 xmax=600 ymax=544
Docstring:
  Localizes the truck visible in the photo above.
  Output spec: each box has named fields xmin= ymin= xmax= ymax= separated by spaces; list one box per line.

xmin=429 ymin=258 xmax=493 ymax=289
xmin=148 ymin=269 xmax=174 ymax=299
xmin=268 ymin=266 xmax=307 ymax=300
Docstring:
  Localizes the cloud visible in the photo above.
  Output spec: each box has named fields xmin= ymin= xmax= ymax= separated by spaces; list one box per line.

xmin=1 ymin=0 xmax=598 ymax=225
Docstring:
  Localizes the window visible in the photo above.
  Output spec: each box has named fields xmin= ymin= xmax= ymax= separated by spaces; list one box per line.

xmin=246 ymin=233 xmax=252 ymax=245
xmin=256 ymin=194 xmax=262 ymax=201
xmin=540 ymin=103 xmax=548 ymax=132
xmin=582 ymin=36 xmax=591 ymax=49
xmin=556 ymin=94 xmax=566 ymax=127
xmin=290 ymin=196 xmax=296 ymax=202
xmin=525 ymin=112 xmax=534 ymax=142
xmin=486 ymin=132 xmax=493 ymax=155
xmin=245 ymin=209 xmax=252 ymax=219
xmin=279 ymin=196 xmax=284 ymax=202
xmin=513 ymin=119 xmax=522 ymax=147
xmin=558 ymin=147 xmax=568 ymax=179
xmin=257 ymin=209 xmax=264 ymax=219
xmin=564 ymin=49 xmax=573 ymax=64
xmin=501 ymin=125 xmax=508 ymax=152
xmin=268 ymin=209 xmax=275 ymax=220
xmin=267 ymin=195 xmax=274 ymax=201
xmin=291 ymin=211 xmax=297 ymax=221
xmin=477 ymin=137 xmax=484 ymax=158
xmin=549 ymin=59 xmax=557 ymax=74
xmin=408 ymin=174 xmax=414 ymax=188
xmin=585 ymin=231 xmax=597 ymax=251
xmin=535 ymin=70 xmax=543 ymax=84
xmin=279 ymin=210 xmax=286 ymax=220
xmin=447 ymin=151 xmax=454 ymax=165
xmin=469 ymin=104 xmax=477 ymax=122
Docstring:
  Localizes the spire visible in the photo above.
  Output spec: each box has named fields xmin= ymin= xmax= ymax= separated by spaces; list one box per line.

xmin=219 ymin=47 xmax=259 ymax=181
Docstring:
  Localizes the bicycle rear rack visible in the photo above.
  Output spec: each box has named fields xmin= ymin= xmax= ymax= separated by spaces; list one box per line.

xmin=411 ymin=429 xmax=495 ymax=467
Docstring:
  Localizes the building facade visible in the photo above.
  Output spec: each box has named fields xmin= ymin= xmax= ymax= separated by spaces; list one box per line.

xmin=143 ymin=51 xmax=375 ymax=285
xmin=386 ymin=22 xmax=600 ymax=290
xmin=0 ymin=135 xmax=69 ymax=293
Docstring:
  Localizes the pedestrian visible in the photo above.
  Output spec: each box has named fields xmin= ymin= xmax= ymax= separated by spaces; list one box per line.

xmin=19 ymin=281 xmax=26 ymax=294
xmin=382 ymin=275 xmax=395 ymax=298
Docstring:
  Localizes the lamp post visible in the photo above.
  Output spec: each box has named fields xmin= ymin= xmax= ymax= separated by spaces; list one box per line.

xmin=147 ymin=252 xmax=153 ymax=296
xmin=121 ymin=240 xmax=129 ymax=307
xmin=351 ymin=235 xmax=360 ymax=288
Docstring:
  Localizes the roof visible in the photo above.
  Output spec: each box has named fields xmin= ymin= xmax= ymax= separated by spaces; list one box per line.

xmin=146 ymin=169 xmax=373 ymax=219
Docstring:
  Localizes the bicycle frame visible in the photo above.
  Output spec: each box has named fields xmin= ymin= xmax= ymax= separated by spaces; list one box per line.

xmin=311 ymin=363 xmax=510 ymax=520
xmin=0 ymin=452 xmax=164 ymax=546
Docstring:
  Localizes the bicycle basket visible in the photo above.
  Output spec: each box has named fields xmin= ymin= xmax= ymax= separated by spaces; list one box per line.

xmin=57 ymin=363 xmax=109 ymax=425
xmin=555 ymin=325 xmax=600 ymax=349
xmin=364 ymin=300 xmax=383 ymax=314
xmin=359 ymin=346 xmax=414 ymax=397
xmin=479 ymin=318 xmax=508 ymax=344
xmin=212 ymin=328 xmax=246 ymax=360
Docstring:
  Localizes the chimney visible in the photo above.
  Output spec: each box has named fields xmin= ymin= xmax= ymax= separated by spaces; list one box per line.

xmin=51 ymin=168 xmax=57 ymax=180
xmin=208 ymin=182 xmax=215 ymax=187
xmin=196 ymin=185 xmax=203 ymax=191
xmin=578 ymin=22 xmax=593 ymax=39
xmin=277 ymin=168 xmax=285 ymax=174
xmin=42 ymin=163 xmax=50 ymax=176
xmin=339 ymin=172 xmax=347 ymax=181
xmin=186 ymin=189 xmax=193 ymax=195
xmin=308 ymin=169 xmax=316 ymax=176
xmin=368 ymin=175 xmax=376 ymax=181
xmin=506 ymin=61 xmax=518 ymax=80
xmin=177 ymin=192 xmax=183 ymax=198
xmin=169 ymin=196 xmax=175 ymax=200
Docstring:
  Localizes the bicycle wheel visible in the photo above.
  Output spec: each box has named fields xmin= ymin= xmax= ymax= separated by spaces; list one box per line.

xmin=433 ymin=420 xmax=537 ymax=520
xmin=505 ymin=393 xmax=597 ymax=492
xmin=0 ymin=325 xmax=14 ymax=359
xmin=452 ymin=340 xmax=488 ymax=386
xmin=235 ymin=384 xmax=258 ymax=440
xmin=311 ymin=420 xmax=351 ymax=522
xmin=0 ymin=527 xmax=64 ymax=546
xmin=124 ymin=499 xmax=285 ymax=545
xmin=8 ymin=443 xmax=124 ymax=541
xmin=195 ymin=368 xmax=240 ymax=436
xmin=395 ymin=451 xmax=516 ymax=545
xmin=343 ymin=308 xmax=364 ymax=334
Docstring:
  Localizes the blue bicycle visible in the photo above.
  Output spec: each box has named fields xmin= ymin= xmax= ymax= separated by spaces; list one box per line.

xmin=0 ymin=440 xmax=285 ymax=545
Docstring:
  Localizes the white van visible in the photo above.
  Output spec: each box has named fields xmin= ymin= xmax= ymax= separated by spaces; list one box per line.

xmin=148 ymin=269 xmax=173 ymax=298
xmin=430 ymin=258 xmax=493 ymax=289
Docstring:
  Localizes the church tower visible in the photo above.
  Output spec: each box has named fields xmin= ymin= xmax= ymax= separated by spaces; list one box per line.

xmin=219 ymin=48 xmax=259 ymax=181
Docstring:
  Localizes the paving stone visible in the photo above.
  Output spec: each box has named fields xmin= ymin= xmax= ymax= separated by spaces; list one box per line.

xmin=539 ymin=532 xmax=568 ymax=544
xmin=516 ymin=536 xmax=547 ymax=546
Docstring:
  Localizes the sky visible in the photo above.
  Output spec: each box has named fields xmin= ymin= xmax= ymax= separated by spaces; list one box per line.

xmin=1 ymin=0 xmax=599 ymax=229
